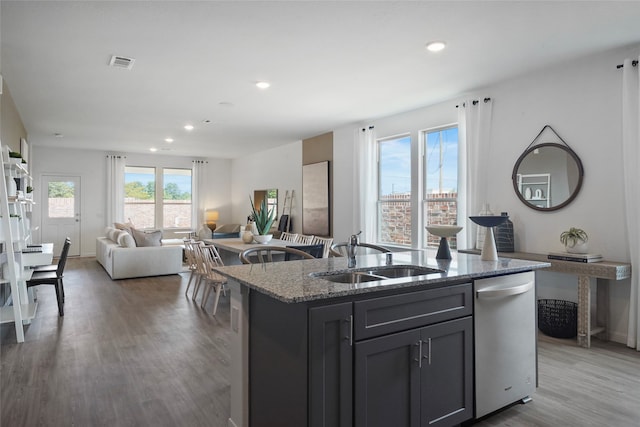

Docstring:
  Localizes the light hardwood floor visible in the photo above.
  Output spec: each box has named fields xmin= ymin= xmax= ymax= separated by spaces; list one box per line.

xmin=1 ymin=257 xmax=639 ymax=426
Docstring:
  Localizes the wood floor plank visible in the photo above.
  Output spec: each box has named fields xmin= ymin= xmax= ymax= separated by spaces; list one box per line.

xmin=2 ymin=257 xmax=639 ymax=426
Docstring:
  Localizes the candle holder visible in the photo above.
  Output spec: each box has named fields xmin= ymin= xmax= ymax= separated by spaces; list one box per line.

xmin=426 ymin=225 xmax=463 ymax=260
xmin=469 ymin=216 xmax=508 ymax=261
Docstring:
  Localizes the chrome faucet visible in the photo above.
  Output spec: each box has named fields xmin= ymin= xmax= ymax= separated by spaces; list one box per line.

xmin=348 ymin=231 xmax=362 ymax=268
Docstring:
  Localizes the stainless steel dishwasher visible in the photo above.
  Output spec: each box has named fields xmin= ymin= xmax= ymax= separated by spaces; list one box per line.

xmin=474 ymin=271 xmax=536 ymax=418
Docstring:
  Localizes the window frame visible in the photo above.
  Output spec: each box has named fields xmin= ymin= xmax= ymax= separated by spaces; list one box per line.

xmin=123 ymin=165 xmax=193 ymax=230
xmin=422 ymin=124 xmax=459 ymax=249
xmin=376 ymin=133 xmax=412 ymax=247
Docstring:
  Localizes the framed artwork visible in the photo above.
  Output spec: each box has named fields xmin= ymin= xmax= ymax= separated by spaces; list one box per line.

xmin=302 ymin=161 xmax=330 ymax=236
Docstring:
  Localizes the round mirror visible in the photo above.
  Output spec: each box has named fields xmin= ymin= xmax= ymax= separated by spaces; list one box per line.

xmin=512 ymin=143 xmax=584 ymax=211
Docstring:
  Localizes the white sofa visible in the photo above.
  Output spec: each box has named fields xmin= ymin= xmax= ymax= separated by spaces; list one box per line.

xmin=96 ymin=228 xmax=183 ymax=279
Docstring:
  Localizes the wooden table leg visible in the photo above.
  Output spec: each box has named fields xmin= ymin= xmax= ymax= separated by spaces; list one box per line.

xmin=595 ymin=279 xmax=609 ymax=341
xmin=577 ymin=275 xmax=591 ymax=348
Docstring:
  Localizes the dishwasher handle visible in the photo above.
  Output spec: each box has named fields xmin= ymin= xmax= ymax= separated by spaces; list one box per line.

xmin=476 ymin=280 xmax=533 ymax=299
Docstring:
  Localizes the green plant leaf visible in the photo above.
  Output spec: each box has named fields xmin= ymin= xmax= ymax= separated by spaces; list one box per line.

xmin=249 ymin=196 xmax=275 ymax=235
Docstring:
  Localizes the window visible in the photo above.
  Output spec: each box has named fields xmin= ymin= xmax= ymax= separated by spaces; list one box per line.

xmin=377 ymin=135 xmax=412 ymax=246
xmin=423 ymin=126 xmax=459 ymax=248
xmin=162 ymin=168 xmax=192 ymax=228
xmin=123 ymin=166 xmax=193 ymax=230
xmin=124 ymin=166 xmax=156 ymax=228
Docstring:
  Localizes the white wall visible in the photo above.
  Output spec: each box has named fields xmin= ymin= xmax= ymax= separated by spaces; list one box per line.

xmin=331 ymin=43 xmax=639 ymax=343
xmin=229 ymin=141 xmax=303 ymax=232
xmin=31 ymin=146 xmax=231 ymax=256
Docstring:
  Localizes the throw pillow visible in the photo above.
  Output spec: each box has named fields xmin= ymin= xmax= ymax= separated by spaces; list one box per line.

xmin=114 ymin=221 xmax=135 ymax=234
xmin=131 ymin=229 xmax=163 ymax=247
xmin=117 ymin=231 xmax=136 ymax=248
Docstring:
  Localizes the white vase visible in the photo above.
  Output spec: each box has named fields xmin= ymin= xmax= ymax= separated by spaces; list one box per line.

xmin=566 ymin=240 xmax=589 ymax=254
xmin=242 ymin=230 xmax=254 ymax=243
xmin=5 ymin=177 xmax=17 ymax=197
xmin=475 ymin=203 xmax=494 ymax=250
xmin=253 ymin=234 xmax=273 ymax=244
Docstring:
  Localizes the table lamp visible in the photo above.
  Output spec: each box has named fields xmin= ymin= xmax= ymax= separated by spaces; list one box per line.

xmin=205 ymin=210 xmax=219 ymax=232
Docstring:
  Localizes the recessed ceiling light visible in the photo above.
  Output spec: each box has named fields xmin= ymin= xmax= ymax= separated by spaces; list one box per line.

xmin=202 ymin=119 xmax=211 ymax=124
xmin=54 ymin=133 xmax=64 ymax=138
xmin=184 ymin=124 xmax=194 ymax=131
xmin=256 ymin=81 xmax=271 ymax=89
xmin=165 ymin=138 xmax=174 ymax=143
xmin=150 ymin=147 xmax=158 ymax=152
xmin=425 ymin=41 xmax=446 ymax=52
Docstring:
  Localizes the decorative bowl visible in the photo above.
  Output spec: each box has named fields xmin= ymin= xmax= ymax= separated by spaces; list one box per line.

xmin=426 ymin=225 xmax=463 ymax=238
xmin=469 ymin=215 xmax=508 ymax=228
xmin=253 ymin=234 xmax=273 ymax=244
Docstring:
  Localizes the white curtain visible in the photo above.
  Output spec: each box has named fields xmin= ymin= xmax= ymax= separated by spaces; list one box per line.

xmin=353 ymin=126 xmax=377 ymax=243
xmin=106 ymin=155 xmax=125 ymax=226
xmin=191 ymin=160 xmax=207 ymax=230
xmin=622 ymin=58 xmax=640 ymax=351
xmin=457 ymin=98 xmax=493 ymax=250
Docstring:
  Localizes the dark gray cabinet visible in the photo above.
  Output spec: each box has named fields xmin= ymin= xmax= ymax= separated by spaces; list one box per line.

xmin=354 ymin=317 xmax=473 ymax=427
xmin=250 ymin=282 xmax=472 ymax=427
xmin=309 ymin=302 xmax=353 ymax=427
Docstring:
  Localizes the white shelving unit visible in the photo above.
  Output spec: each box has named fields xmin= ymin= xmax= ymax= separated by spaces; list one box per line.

xmin=516 ymin=173 xmax=550 ymax=208
xmin=0 ymin=142 xmax=36 ymax=342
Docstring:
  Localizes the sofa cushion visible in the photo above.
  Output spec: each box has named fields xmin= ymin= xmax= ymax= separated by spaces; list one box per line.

xmin=117 ymin=231 xmax=137 ymax=248
xmin=132 ymin=229 xmax=163 ymax=247
xmin=114 ymin=221 xmax=135 ymax=234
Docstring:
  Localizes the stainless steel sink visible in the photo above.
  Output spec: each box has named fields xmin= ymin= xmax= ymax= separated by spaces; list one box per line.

xmin=366 ymin=265 xmax=443 ymax=278
xmin=311 ymin=271 xmax=388 ymax=284
xmin=311 ymin=265 xmax=443 ymax=284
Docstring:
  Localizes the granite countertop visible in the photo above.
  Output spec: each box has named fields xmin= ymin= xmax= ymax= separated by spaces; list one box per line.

xmin=213 ymin=249 xmax=550 ymax=303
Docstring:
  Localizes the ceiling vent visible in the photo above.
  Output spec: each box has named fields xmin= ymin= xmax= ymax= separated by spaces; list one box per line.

xmin=108 ymin=55 xmax=135 ymax=70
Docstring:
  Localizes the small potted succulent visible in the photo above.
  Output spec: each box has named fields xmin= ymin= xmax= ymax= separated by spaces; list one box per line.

xmin=249 ymin=196 xmax=276 ymax=244
xmin=8 ymin=151 xmax=23 ymax=165
xmin=560 ymin=227 xmax=589 ymax=254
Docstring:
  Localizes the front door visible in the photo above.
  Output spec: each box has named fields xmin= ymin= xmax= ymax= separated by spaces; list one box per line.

xmin=41 ymin=175 xmax=80 ymax=256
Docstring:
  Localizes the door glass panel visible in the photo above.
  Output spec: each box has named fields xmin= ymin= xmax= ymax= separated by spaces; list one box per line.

xmin=47 ymin=181 xmax=76 ymax=218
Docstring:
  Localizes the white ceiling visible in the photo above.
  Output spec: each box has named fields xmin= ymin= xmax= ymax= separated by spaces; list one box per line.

xmin=2 ymin=1 xmax=640 ymax=159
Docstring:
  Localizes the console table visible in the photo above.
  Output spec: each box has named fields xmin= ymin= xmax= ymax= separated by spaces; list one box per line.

xmin=459 ymin=249 xmax=631 ymax=348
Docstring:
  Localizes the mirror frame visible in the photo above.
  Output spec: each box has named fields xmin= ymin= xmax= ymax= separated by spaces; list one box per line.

xmin=511 ymin=142 xmax=584 ymax=212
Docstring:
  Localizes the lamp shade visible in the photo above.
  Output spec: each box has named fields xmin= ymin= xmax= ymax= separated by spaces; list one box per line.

xmin=205 ymin=210 xmax=219 ymax=222
xmin=205 ymin=210 xmax=219 ymax=232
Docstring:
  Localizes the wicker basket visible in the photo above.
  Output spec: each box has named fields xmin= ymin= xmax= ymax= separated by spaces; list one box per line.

xmin=537 ymin=299 xmax=577 ymax=338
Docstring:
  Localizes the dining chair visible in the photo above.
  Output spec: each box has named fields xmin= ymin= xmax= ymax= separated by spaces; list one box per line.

xmin=240 ymin=246 xmax=315 ymax=264
xmin=280 ymin=232 xmax=299 ymax=242
xmin=284 ymin=244 xmax=324 ymax=260
xmin=309 ymin=236 xmax=334 ymax=258
xmin=183 ymin=239 xmax=201 ymax=297
xmin=295 ymin=234 xmax=315 ymax=245
xmin=329 ymin=242 xmax=391 ymax=257
xmin=198 ymin=244 xmax=227 ymax=315
xmin=26 ymin=238 xmax=71 ymax=316
xmin=33 ymin=237 xmax=71 ymax=273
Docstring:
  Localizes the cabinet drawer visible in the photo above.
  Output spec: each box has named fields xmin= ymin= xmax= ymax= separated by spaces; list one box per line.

xmin=353 ymin=283 xmax=472 ymax=340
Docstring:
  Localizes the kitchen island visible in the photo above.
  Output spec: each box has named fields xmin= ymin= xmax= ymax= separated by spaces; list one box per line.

xmin=214 ymin=249 xmax=550 ymax=427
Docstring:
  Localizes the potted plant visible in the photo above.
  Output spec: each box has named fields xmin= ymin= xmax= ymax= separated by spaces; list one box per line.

xmin=560 ymin=227 xmax=589 ymax=254
xmin=249 ymin=196 xmax=276 ymax=244
xmin=26 ymin=186 xmax=34 ymax=200
xmin=8 ymin=151 xmax=23 ymax=165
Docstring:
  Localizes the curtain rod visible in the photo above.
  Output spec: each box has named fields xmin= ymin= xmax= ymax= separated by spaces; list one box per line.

xmin=456 ymin=97 xmax=491 ymax=108
xmin=616 ymin=60 xmax=638 ymax=69
xmin=361 ymin=125 xmax=375 ymax=132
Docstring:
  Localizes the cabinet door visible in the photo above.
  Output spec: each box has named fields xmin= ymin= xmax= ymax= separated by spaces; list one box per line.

xmin=309 ymin=302 xmax=353 ymax=427
xmin=421 ymin=317 xmax=473 ymax=426
xmin=354 ymin=329 xmax=421 ymax=427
